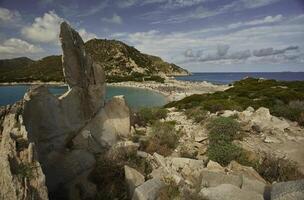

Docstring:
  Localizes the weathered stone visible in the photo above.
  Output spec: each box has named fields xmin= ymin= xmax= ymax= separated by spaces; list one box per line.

xmin=132 ymin=178 xmax=166 ymax=200
xmin=206 ymin=160 xmax=225 ymax=173
xmin=199 ymin=184 xmax=264 ymax=200
xmin=0 ymin=106 xmax=49 ymax=200
xmin=124 ymin=165 xmax=145 ymax=197
xmin=228 ymin=161 xmax=266 ymax=183
xmin=241 ymin=177 xmax=266 ymax=195
xmin=60 ymin=21 xmax=105 ymax=116
xmin=200 ymin=170 xmax=242 ymax=188
xmin=271 ymin=180 xmax=304 ymax=200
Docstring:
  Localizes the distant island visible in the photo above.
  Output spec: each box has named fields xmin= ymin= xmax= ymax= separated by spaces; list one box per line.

xmin=0 ymin=39 xmax=189 ymax=83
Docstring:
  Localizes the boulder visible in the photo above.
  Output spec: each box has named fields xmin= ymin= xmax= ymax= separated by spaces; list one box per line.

xmin=124 ymin=165 xmax=145 ymax=197
xmin=238 ymin=107 xmax=290 ymax=133
xmin=199 ymin=184 xmax=264 ymax=200
xmin=271 ymin=180 xmax=304 ymax=200
xmin=200 ymin=170 xmax=242 ymax=188
xmin=228 ymin=161 xmax=266 ymax=183
xmin=132 ymin=178 xmax=166 ymax=200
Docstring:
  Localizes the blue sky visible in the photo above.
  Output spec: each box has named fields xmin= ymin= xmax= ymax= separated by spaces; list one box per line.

xmin=0 ymin=0 xmax=303 ymax=72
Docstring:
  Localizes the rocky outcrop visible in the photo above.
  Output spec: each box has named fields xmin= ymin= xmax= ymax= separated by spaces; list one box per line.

xmin=0 ymin=22 xmax=131 ymax=200
xmin=0 ymin=102 xmax=49 ymax=200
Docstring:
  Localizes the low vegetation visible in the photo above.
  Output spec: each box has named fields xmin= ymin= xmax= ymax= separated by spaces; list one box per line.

xmin=137 ymin=107 xmax=168 ymax=125
xmin=142 ymin=121 xmax=181 ymax=156
xmin=256 ymin=154 xmax=304 ymax=183
xmin=92 ymin=151 xmax=152 ymax=200
xmin=166 ymin=78 xmax=304 ymax=125
xmin=206 ymin=117 xmax=245 ymax=166
xmin=15 ymin=162 xmax=35 ymax=180
xmin=159 ymin=177 xmax=180 ymax=200
xmin=184 ymin=107 xmax=208 ymax=123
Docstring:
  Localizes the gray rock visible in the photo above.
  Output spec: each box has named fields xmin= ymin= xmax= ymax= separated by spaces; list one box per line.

xmin=200 ymin=184 xmax=264 ymax=200
xmin=132 ymin=178 xmax=166 ymax=200
xmin=242 ymin=177 xmax=266 ymax=195
xmin=200 ymin=170 xmax=243 ymax=188
xmin=60 ymin=21 xmax=105 ymax=116
xmin=124 ymin=165 xmax=145 ymax=197
xmin=271 ymin=180 xmax=304 ymax=200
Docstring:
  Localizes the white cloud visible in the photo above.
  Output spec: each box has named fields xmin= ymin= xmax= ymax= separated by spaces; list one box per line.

xmin=21 ymin=11 xmax=97 ymax=43
xmin=240 ymin=0 xmax=282 ymax=9
xmin=149 ymin=0 xmax=283 ymax=24
xmin=0 ymin=7 xmax=21 ymax=25
xmin=228 ymin=14 xmax=283 ymax=29
xmin=78 ymin=28 xmax=97 ymax=42
xmin=21 ymin=11 xmax=63 ymax=43
xmin=0 ymin=38 xmax=43 ymax=59
xmin=102 ymin=13 xmax=123 ymax=24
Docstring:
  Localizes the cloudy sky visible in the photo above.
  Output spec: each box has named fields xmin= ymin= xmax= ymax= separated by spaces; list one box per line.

xmin=0 ymin=0 xmax=303 ymax=72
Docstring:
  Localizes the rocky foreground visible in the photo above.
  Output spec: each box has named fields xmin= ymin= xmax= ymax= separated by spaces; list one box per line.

xmin=0 ymin=22 xmax=303 ymax=200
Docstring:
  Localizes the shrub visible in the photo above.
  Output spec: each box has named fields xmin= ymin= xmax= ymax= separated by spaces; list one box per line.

xmin=142 ymin=121 xmax=179 ymax=156
xmin=159 ymin=177 xmax=180 ymax=200
xmin=207 ymin=117 xmax=241 ymax=143
xmin=206 ymin=117 xmax=244 ymax=166
xmin=184 ymin=107 xmax=208 ymax=123
xmin=138 ymin=107 xmax=168 ymax=125
xmin=256 ymin=154 xmax=304 ymax=182
xmin=207 ymin=142 xmax=243 ymax=166
xmin=272 ymin=100 xmax=304 ymax=126
xmin=151 ymin=121 xmax=178 ymax=149
xmin=92 ymin=157 xmax=127 ymax=200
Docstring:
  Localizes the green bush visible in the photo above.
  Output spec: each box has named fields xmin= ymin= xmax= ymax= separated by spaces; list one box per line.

xmin=206 ymin=117 xmax=244 ymax=166
xmin=207 ymin=142 xmax=243 ymax=166
xmin=184 ymin=107 xmax=208 ymax=123
xmin=207 ymin=117 xmax=241 ymax=143
xmin=138 ymin=107 xmax=168 ymax=125
xmin=272 ymin=100 xmax=304 ymax=126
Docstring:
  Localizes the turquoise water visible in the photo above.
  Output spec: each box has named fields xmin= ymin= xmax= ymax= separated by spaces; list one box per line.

xmin=0 ymin=85 xmax=167 ymax=109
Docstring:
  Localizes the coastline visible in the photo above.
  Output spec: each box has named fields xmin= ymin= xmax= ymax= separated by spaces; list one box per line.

xmin=0 ymin=79 xmax=229 ymax=102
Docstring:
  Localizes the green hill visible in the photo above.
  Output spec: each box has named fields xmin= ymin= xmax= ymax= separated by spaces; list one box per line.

xmin=0 ymin=39 xmax=189 ymax=83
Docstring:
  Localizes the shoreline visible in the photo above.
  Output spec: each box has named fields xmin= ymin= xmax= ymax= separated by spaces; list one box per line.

xmin=0 ymin=79 xmax=229 ymax=102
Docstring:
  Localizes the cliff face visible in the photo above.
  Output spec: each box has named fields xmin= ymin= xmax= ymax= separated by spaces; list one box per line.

xmin=0 ymin=39 xmax=189 ymax=83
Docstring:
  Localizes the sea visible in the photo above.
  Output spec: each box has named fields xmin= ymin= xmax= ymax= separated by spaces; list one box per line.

xmin=175 ymin=72 xmax=304 ymax=84
xmin=0 ymin=85 xmax=167 ymax=109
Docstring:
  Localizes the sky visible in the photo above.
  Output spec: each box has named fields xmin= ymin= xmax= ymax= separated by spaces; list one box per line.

xmin=0 ymin=0 xmax=304 ymax=72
